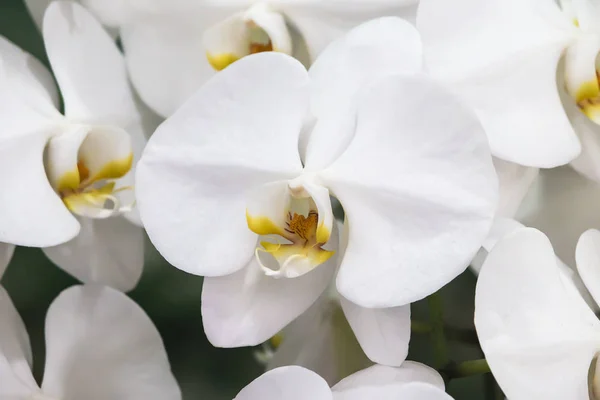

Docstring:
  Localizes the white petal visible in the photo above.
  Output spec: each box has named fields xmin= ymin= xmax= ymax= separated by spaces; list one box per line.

xmin=24 ymin=0 xmax=55 ymax=31
xmin=517 ymin=166 xmax=600 ymax=267
xmin=340 ymin=297 xmax=410 ymax=366
xmin=42 ymin=217 xmax=144 ymax=292
xmin=283 ymin=0 xmax=419 ymax=61
xmin=43 ymin=2 xmax=141 ymax=128
xmin=493 ymin=158 xmax=539 ymax=218
xmin=470 ymin=217 xmax=525 ymax=274
xmin=41 ymin=285 xmax=181 ymax=400
xmin=385 ymin=383 xmax=454 ymax=400
xmin=0 ymin=130 xmax=80 ymax=247
xmin=201 ymin=227 xmax=338 ymax=347
xmin=332 ymin=362 xmax=445 ymax=399
xmin=475 ymin=228 xmax=600 ymax=400
xmin=0 ymin=35 xmax=60 ymax=137
xmin=234 ymin=366 xmax=332 ymax=400
xmin=0 ymin=286 xmax=38 ymax=398
xmin=137 ymin=53 xmax=309 ymax=277
xmin=323 ymin=74 xmax=497 ymax=308
xmin=304 ymin=17 xmax=422 ymax=170
xmin=267 ymin=295 xmax=371 ymax=386
xmin=576 ymin=229 xmax=600 ymax=309
xmin=0 ymin=243 xmax=15 ymax=279
xmin=418 ymin=0 xmax=580 ymax=167
xmin=120 ymin=12 xmax=223 ymax=117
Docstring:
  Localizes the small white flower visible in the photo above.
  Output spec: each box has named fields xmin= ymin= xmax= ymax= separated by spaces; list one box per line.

xmin=0 ymin=284 xmax=181 ymax=399
xmin=75 ymin=0 xmax=419 ymax=117
xmin=475 ymin=227 xmax=600 ymax=399
xmin=234 ymin=362 xmax=453 ymax=400
xmin=0 ymin=1 xmax=148 ymax=291
xmin=417 ymin=0 xmax=600 ymax=179
xmin=137 ymin=17 xmax=497 ymax=364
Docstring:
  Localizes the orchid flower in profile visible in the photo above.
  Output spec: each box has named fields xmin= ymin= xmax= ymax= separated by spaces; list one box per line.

xmin=417 ymin=0 xmax=600 ymax=183
xmin=234 ymin=362 xmax=454 ymax=400
xmin=0 ymin=1 xmax=148 ymax=291
xmin=137 ymin=17 xmax=497 ymax=366
xmin=75 ymin=0 xmax=419 ymax=117
xmin=475 ymin=227 xmax=600 ymax=399
xmin=0 ymin=284 xmax=181 ymax=399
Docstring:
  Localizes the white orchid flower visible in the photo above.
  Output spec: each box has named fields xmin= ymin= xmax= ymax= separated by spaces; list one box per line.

xmin=0 ymin=1 xmax=148 ymax=291
xmin=0 ymin=284 xmax=181 ymax=399
xmin=234 ymin=362 xmax=453 ymax=400
xmin=76 ymin=0 xmax=419 ymax=117
xmin=137 ymin=17 xmax=497 ymax=365
xmin=417 ymin=0 xmax=600 ymax=182
xmin=475 ymin=227 xmax=600 ymax=399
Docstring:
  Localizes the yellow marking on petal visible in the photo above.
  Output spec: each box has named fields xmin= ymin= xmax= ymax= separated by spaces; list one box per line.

xmin=87 ymin=153 xmax=133 ymax=183
xmin=576 ymin=80 xmax=600 ymax=103
xmin=260 ymin=241 xmax=334 ymax=269
xmin=270 ymin=333 xmax=283 ymax=349
xmin=246 ymin=211 xmax=284 ymax=236
xmin=316 ymin=222 xmax=330 ymax=245
xmin=574 ymin=19 xmax=580 ymax=27
xmin=207 ymin=52 xmax=240 ymax=71
xmin=57 ymin=169 xmax=81 ymax=191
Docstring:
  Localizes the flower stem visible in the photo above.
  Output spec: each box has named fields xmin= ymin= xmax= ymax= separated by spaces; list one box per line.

xmin=427 ymin=292 xmax=449 ymax=369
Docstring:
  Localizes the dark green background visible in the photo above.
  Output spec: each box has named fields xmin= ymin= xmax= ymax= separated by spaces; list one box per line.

xmin=0 ymin=1 xmax=491 ymax=398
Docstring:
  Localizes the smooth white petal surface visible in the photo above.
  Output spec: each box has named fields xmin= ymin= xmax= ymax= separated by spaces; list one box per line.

xmin=0 ymin=243 xmax=15 ymax=279
xmin=283 ymin=0 xmax=419 ymax=61
xmin=137 ymin=53 xmax=309 ymax=277
xmin=202 ymin=226 xmax=338 ymax=347
xmin=0 ymin=130 xmax=80 ymax=247
xmin=387 ymin=383 xmax=454 ymax=400
xmin=305 ymin=17 xmax=422 ymax=170
xmin=41 ymin=285 xmax=181 ymax=400
xmin=235 ymin=366 xmax=332 ymax=400
xmin=475 ymin=228 xmax=600 ymax=400
xmin=576 ymin=229 xmax=600 ymax=309
xmin=332 ymin=362 xmax=445 ymax=399
xmin=43 ymin=1 xmax=141 ymax=127
xmin=340 ymin=297 xmax=410 ymax=366
xmin=324 ymin=74 xmax=497 ymax=307
xmin=0 ymin=286 xmax=38 ymax=398
xmin=42 ymin=217 xmax=144 ymax=292
xmin=418 ymin=0 xmax=579 ymax=167
xmin=493 ymin=158 xmax=539 ymax=218
xmin=120 ymin=11 xmax=225 ymax=117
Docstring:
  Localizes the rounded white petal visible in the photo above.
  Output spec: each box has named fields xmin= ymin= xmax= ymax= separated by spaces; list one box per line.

xmin=475 ymin=228 xmax=600 ymax=400
xmin=40 ymin=285 xmax=181 ymax=400
xmin=0 ymin=286 xmax=38 ymax=398
xmin=304 ymin=17 xmax=422 ymax=170
xmin=576 ymin=229 xmax=600 ymax=309
xmin=283 ymin=0 xmax=419 ymax=61
xmin=387 ymin=383 xmax=454 ymax=400
xmin=324 ymin=74 xmax=497 ymax=308
xmin=340 ymin=297 xmax=410 ymax=366
xmin=0 ymin=130 xmax=80 ymax=247
xmin=120 ymin=11 xmax=224 ymax=117
xmin=42 ymin=217 xmax=144 ymax=292
xmin=418 ymin=0 xmax=580 ymax=167
xmin=493 ymin=158 xmax=539 ymax=218
xmin=137 ymin=53 xmax=309 ymax=277
xmin=0 ymin=243 xmax=15 ymax=279
xmin=43 ymin=1 xmax=142 ymax=128
xmin=202 ymin=226 xmax=338 ymax=347
xmin=332 ymin=362 xmax=445 ymax=399
xmin=234 ymin=366 xmax=332 ymax=400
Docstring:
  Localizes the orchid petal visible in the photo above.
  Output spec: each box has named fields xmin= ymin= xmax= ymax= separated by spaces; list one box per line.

xmin=0 ymin=286 xmax=38 ymax=398
xmin=576 ymin=229 xmax=600 ymax=310
xmin=324 ymin=74 xmax=497 ymax=307
xmin=418 ymin=0 xmax=580 ymax=167
xmin=234 ymin=366 xmax=332 ymax=400
xmin=475 ymin=228 xmax=600 ymax=400
xmin=137 ymin=53 xmax=309 ymax=277
xmin=493 ymin=158 xmax=539 ymax=218
xmin=0 ymin=243 xmax=14 ymax=279
xmin=304 ymin=17 xmax=422 ymax=170
xmin=41 ymin=285 xmax=181 ymax=400
xmin=42 ymin=217 xmax=143 ymax=291
xmin=340 ymin=297 xmax=410 ymax=366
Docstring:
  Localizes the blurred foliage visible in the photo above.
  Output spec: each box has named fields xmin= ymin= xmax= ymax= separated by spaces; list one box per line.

xmin=1 ymin=1 xmax=489 ymax=398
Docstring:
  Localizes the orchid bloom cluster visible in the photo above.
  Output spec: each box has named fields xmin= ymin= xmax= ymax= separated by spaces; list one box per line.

xmin=1 ymin=0 xmax=600 ymax=398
